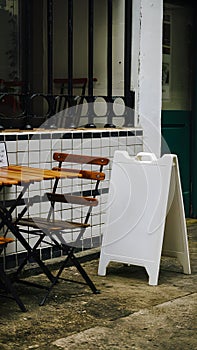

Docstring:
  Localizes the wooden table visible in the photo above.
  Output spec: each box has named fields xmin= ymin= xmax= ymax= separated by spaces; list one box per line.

xmin=0 ymin=165 xmax=80 ymax=185
xmin=0 ymin=165 xmax=81 ymax=311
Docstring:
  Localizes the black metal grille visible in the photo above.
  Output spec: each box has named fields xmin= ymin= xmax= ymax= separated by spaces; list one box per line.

xmin=0 ymin=0 xmax=134 ymax=130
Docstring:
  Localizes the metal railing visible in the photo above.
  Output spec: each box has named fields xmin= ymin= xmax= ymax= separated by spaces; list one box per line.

xmin=0 ymin=92 xmax=135 ymax=130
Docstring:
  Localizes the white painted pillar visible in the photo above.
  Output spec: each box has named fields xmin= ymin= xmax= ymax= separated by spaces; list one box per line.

xmin=132 ymin=0 xmax=163 ymax=157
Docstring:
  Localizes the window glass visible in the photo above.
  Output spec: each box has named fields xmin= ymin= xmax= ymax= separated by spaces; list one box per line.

xmin=0 ymin=0 xmax=19 ymax=82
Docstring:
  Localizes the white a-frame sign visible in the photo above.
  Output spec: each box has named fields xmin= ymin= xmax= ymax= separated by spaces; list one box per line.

xmin=98 ymin=151 xmax=191 ymax=285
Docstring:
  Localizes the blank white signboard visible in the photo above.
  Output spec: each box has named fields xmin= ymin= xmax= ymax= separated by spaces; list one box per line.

xmin=98 ymin=151 xmax=191 ymax=285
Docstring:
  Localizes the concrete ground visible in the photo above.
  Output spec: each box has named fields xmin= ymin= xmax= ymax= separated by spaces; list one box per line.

xmin=0 ymin=220 xmax=196 ymax=350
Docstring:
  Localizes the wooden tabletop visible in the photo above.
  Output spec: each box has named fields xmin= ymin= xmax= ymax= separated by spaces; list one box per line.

xmin=0 ymin=236 xmax=14 ymax=245
xmin=0 ymin=165 xmax=82 ymax=186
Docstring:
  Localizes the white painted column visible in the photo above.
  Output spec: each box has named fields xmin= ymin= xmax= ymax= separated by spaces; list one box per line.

xmin=132 ymin=0 xmax=163 ymax=157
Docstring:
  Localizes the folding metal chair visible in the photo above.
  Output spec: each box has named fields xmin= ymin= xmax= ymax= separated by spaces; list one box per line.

xmin=17 ymin=152 xmax=109 ymax=305
xmin=0 ymin=237 xmax=27 ymax=312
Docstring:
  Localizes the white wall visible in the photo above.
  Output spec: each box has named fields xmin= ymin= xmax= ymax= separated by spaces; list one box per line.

xmin=134 ymin=0 xmax=163 ymax=157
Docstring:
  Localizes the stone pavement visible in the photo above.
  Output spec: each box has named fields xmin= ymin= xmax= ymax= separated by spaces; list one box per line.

xmin=0 ymin=220 xmax=196 ymax=350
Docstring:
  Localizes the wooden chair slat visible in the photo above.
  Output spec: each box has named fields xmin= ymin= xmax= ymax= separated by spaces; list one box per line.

xmin=18 ymin=217 xmax=90 ymax=231
xmin=46 ymin=193 xmax=98 ymax=206
xmin=53 ymin=153 xmax=110 ymax=166
xmin=0 ymin=176 xmax=18 ymax=185
xmin=52 ymin=167 xmax=105 ymax=180
xmin=0 ymin=237 xmax=14 ymax=244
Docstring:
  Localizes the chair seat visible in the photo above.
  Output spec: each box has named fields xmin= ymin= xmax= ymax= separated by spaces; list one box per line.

xmin=17 ymin=217 xmax=90 ymax=231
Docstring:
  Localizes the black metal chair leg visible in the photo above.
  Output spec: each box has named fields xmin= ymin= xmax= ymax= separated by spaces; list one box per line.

xmin=16 ymin=235 xmax=43 ymax=275
xmin=0 ymin=270 xmax=27 ymax=312
xmin=1 ymin=212 xmax=55 ymax=284
xmin=16 ymin=256 xmax=28 ymax=275
xmin=39 ymin=248 xmax=100 ymax=306
xmin=39 ymin=254 xmax=70 ymax=306
xmin=69 ymin=252 xmax=100 ymax=294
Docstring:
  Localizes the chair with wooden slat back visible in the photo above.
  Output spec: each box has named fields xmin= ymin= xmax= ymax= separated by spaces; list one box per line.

xmin=17 ymin=152 xmax=110 ymax=305
xmin=0 ymin=236 xmax=27 ymax=311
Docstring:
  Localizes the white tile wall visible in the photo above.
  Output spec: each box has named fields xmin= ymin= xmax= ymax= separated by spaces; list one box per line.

xmin=0 ymin=128 xmax=143 ymax=268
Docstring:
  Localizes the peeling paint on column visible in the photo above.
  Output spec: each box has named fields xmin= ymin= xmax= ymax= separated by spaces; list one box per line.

xmin=136 ymin=0 xmax=163 ymax=157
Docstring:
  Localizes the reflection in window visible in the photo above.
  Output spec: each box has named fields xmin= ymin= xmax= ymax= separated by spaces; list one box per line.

xmin=0 ymin=0 xmax=19 ymax=81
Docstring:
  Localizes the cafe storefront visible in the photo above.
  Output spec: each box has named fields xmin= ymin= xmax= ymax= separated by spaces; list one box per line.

xmin=0 ymin=0 xmax=164 ymax=270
